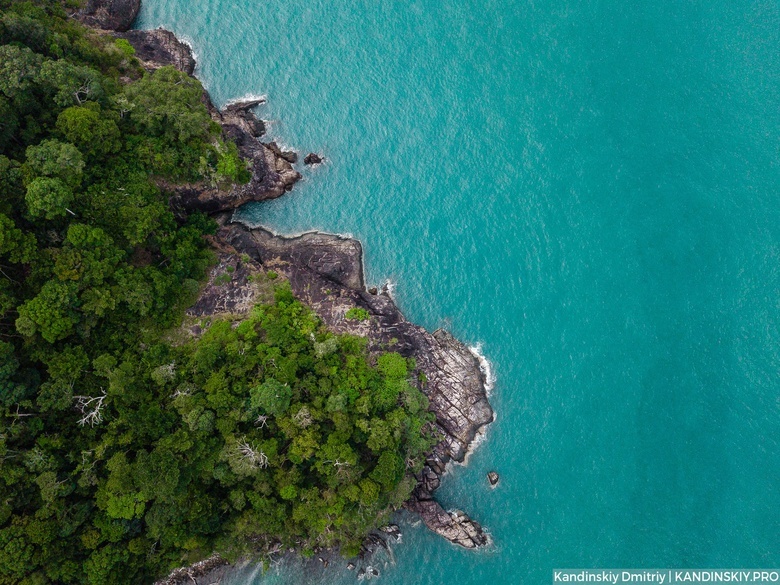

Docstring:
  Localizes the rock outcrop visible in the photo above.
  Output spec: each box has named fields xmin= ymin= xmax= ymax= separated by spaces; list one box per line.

xmin=116 ymin=31 xmax=302 ymax=213
xmin=116 ymin=28 xmax=196 ymax=74
xmin=167 ymin=102 xmax=301 ymax=214
xmin=304 ymin=152 xmax=324 ymax=165
xmin=76 ymin=0 xmax=140 ymax=32
xmin=212 ymin=217 xmax=494 ymax=548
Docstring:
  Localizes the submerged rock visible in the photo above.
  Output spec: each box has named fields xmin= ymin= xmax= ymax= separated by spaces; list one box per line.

xmin=488 ymin=471 xmax=500 ymax=487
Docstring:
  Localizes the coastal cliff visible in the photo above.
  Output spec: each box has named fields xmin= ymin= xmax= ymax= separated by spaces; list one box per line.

xmin=87 ymin=0 xmax=494 ymax=568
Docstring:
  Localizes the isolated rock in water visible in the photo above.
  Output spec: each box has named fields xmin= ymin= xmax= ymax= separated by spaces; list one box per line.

xmin=77 ymin=0 xmax=140 ymax=31
xmin=116 ymin=29 xmax=196 ymax=75
xmin=488 ymin=471 xmax=500 ymax=486
xmin=346 ymin=563 xmax=355 ymax=570
xmin=304 ymin=152 xmax=324 ymax=165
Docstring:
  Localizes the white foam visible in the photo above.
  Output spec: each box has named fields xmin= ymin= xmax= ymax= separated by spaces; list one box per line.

xmin=453 ymin=423 xmax=490 ymax=468
xmin=468 ymin=342 xmax=496 ymax=394
xmin=160 ymin=28 xmax=199 ymax=63
xmin=382 ymin=278 xmax=396 ymax=298
xmin=223 ymin=93 xmax=267 ymax=107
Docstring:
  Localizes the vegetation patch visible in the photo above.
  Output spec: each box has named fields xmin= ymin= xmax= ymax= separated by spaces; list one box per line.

xmin=0 ymin=3 xmax=435 ymax=583
xmin=345 ymin=307 xmax=371 ymax=321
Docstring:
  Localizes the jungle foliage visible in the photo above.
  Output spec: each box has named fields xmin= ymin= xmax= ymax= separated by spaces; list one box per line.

xmin=0 ymin=2 xmax=435 ymax=583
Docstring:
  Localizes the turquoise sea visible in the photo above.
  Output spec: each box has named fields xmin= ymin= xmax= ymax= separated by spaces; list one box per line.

xmin=137 ymin=1 xmax=780 ymax=583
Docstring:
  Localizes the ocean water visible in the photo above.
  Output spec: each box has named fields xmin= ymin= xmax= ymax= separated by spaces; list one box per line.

xmin=136 ymin=1 xmax=780 ymax=583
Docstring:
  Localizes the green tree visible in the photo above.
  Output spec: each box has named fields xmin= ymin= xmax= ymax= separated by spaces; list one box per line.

xmin=25 ymin=176 xmax=73 ymax=219
xmin=56 ymin=106 xmax=121 ymax=158
xmin=250 ymin=378 xmax=292 ymax=417
xmin=25 ymin=139 xmax=84 ymax=187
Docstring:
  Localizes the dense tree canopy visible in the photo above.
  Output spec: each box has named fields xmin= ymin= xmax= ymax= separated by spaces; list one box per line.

xmin=0 ymin=2 xmax=435 ymax=583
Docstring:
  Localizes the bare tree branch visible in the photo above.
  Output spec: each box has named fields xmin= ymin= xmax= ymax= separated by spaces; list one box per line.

xmin=73 ymin=391 xmax=106 ymax=427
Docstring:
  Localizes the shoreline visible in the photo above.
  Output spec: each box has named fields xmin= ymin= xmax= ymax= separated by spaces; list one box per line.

xmin=78 ymin=2 xmax=495 ymax=580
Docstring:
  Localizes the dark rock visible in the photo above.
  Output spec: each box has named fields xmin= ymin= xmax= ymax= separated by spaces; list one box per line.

xmin=304 ymin=152 xmax=324 ymax=165
xmin=347 ymin=563 xmax=355 ymax=570
xmin=167 ymin=114 xmax=300 ymax=214
xmin=223 ymin=100 xmax=267 ymax=137
xmin=488 ymin=471 xmax=500 ymax=487
xmin=358 ymin=569 xmax=366 ymax=578
xmin=76 ymin=0 xmax=140 ymax=32
xmin=406 ymin=501 xmax=488 ymax=549
xmin=265 ymin=141 xmax=298 ymax=164
xmin=115 ymin=29 xmax=196 ymax=74
xmin=372 ymin=568 xmax=379 ymax=576
xmin=185 ymin=250 xmax=265 ymax=321
xmin=368 ymin=286 xmax=378 ymax=295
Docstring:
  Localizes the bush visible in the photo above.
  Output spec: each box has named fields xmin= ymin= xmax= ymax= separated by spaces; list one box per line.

xmin=345 ymin=307 xmax=370 ymax=321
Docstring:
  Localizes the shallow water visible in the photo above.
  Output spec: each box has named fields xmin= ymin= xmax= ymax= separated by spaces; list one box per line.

xmin=137 ymin=1 xmax=780 ymax=582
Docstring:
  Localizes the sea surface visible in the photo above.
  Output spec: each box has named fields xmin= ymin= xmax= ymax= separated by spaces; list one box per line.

xmin=136 ymin=1 xmax=780 ymax=583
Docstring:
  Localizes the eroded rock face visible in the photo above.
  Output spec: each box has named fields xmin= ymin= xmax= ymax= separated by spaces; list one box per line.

xmin=166 ymin=119 xmax=301 ymax=214
xmin=77 ymin=0 xmax=140 ymax=32
xmin=116 ymin=28 xmax=196 ymax=74
xmin=212 ymin=217 xmax=494 ymax=548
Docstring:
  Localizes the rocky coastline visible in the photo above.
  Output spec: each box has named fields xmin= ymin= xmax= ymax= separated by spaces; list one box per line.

xmin=79 ymin=2 xmax=495 ymax=581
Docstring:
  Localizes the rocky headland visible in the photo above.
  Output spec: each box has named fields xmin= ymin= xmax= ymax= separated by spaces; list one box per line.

xmin=80 ymin=1 xmax=495 ymax=579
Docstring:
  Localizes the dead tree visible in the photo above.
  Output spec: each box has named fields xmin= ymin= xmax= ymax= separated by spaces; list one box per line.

xmin=236 ymin=438 xmax=268 ymax=469
xmin=74 ymin=391 xmax=106 ymax=427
